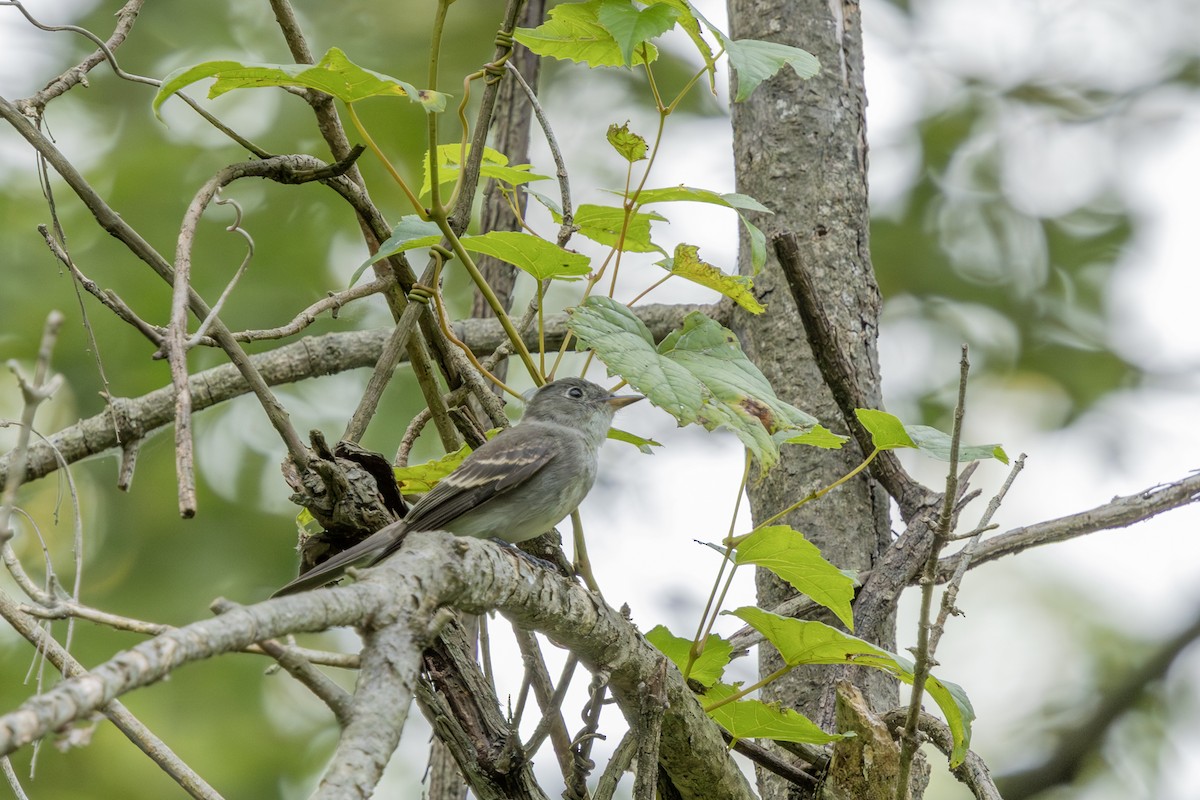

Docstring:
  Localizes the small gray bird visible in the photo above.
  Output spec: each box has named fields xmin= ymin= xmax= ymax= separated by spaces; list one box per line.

xmin=272 ymin=377 xmax=642 ymax=596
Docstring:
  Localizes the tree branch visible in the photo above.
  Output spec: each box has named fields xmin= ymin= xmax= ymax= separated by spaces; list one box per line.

xmin=313 ymin=612 xmax=432 ymax=799
xmin=881 ymin=708 xmax=1002 ymax=800
xmin=0 ymin=312 xmax=64 ymax=544
xmin=0 ymin=590 xmax=223 ymax=799
xmin=0 ymin=98 xmax=326 ymax=468
xmin=936 ymin=472 xmax=1200 ymax=578
xmin=10 ymin=0 xmax=267 ymax=155
xmin=852 ymin=465 xmax=977 ymax=651
xmin=11 ymin=0 xmax=144 ymax=114
xmin=897 ymin=346 xmax=971 ymax=795
xmin=730 ymin=463 xmax=1199 ymax=655
xmin=415 ymin=620 xmax=549 ymax=800
xmin=0 ymin=533 xmax=755 ymax=800
xmin=773 ymin=231 xmax=931 ymax=520
xmin=0 ymin=304 xmax=714 ymax=491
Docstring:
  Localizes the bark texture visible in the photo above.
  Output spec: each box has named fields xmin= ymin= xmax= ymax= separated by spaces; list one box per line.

xmin=470 ymin=0 xmax=545 ymax=321
xmin=727 ymin=0 xmax=896 ymax=795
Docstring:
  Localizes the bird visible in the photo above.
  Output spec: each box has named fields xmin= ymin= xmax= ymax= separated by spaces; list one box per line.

xmin=271 ymin=377 xmax=643 ymax=596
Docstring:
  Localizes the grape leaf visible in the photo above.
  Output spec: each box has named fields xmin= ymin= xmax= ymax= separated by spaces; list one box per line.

xmin=645 ymin=625 xmax=731 ymax=688
xmin=725 ymin=38 xmax=820 ymax=102
xmin=607 ymin=121 xmax=648 ymax=162
xmin=702 ymin=683 xmax=847 ymax=746
xmin=556 ymin=204 xmax=667 ymax=253
xmin=595 ymin=0 xmax=679 ymax=66
xmin=351 ymin=215 xmax=443 ymax=284
xmin=460 ymin=231 xmax=591 ymax=281
xmin=659 ymin=243 xmax=764 ymax=313
xmin=154 ymin=47 xmax=447 ymax=118
xmin=732 ymin=607 xmax=975 ymax=766
xmin=568 ymin=297 xmax=818 ymax=470
xmin=514 ymin=0 xmax=661 ymax=68
xmin=628 ymin=185 xmax=772 ymax=272
xmin=733 ymin=526 xmax=856 ymax=629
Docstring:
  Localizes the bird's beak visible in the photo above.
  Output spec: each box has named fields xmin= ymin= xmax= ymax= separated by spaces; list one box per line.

xmin=606 ymin=392 xmax=643 ymax=409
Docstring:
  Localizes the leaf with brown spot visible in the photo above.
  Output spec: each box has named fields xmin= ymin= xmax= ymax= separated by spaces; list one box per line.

xmin=568 ymin=297 xmax=818 ymax=470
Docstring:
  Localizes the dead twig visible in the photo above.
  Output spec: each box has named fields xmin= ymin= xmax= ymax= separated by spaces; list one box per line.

xmin=882 ymin=709 xmax=1002 ymax=800
xmin=896 ymin=345 xmax=970 ymax=797
xmin=0 ymin=313 xmax=65 ymax=543
xmin=0 ymin=590 xmax=225 ymax=799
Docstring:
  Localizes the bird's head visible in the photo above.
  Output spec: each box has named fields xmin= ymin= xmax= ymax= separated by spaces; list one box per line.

xmin=522 ymin=377 xmax=642 ymax=441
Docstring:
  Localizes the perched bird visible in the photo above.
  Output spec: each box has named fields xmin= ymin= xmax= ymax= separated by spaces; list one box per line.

xmin=272 ymin=377 xmax=642 ymax=596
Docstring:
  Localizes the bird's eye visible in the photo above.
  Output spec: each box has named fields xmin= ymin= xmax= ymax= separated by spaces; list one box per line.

xmin=567 ymin=386 xmax=584 ymax=399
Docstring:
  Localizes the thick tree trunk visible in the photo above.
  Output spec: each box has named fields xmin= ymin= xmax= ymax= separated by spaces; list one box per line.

xmin=727 ymin=0 xmax=897 ymax=796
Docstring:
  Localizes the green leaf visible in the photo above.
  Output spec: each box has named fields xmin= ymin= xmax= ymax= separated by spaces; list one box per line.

xmin=393 ymin=441 xmax=474 ymax=494
xmin=701 ymin=683 xmax=846 ymax=746
xmin=352 ymin=215 xmax=443 ymax=283
xmin=595 ymin=0 xmax=679 ymax=66
xmin=460 ymin=231 xmax=591 ymax=281
xmin=153 ymin=47 xmax=448 ymax=119
xmin=634 ymin=186 xmax=770 ymax=212
xmin=480 ymin=163 xmax=552 ymax=188
xmin=904 ymin=425 xmax=1010 ymax=465
xmin=606 ymin=426 xmax=662 ymax=454
xmin=731 ymin=607 xmax=975 ymax=767
xmin=514 ymin=0 xmax=660 ymax=68
xmin=607 ymin=121 xmax=648 ymax=162
xmin=733 ymin=526 xmax=856 ymax=629
xmin=725 ymin=38 xmax=820 ymax=102
xmin=556 ymin=204 xmax=666 ymax=253
xmin=568 ymin=297 xmax=818 ymax=470
xmin=420 ymin=144 xmax=548 ymax=200
xmin=855 ymin=409 xmax=917 ymax=451
xmin=525 ymin=188 xmax=564 ymax=216
xmin=659 ymin=244 xmax=764 ymax=314
xmin=630 ymin=185 xmax=773 ymax=272
xmin=154 ymin=60 xmax=241 ymax=118
xmin=646 ymin=0 xmax=717 ymax=92
xmin=785 ymin=424 xmax=848 ymax=449
xmin=645 ymin=625 xmax=731 ymax=688
xmin=421 ymin=143 xmax=492 ymax=196
xmin=744 ymin=217 xmax=768 ymax=275
xmin=855 ymin=411 xmax=1009 ymax=464
xmin=568 ymin=297 xmax=701 ymax=417
xmin=295 ymin=507 xmax=322 ymax=536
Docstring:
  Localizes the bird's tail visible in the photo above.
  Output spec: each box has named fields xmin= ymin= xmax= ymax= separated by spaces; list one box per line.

xmin=270 ymin=518 xmax=409 ymax=597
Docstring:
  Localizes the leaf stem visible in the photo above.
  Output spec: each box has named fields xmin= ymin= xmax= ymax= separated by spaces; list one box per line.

xmin=549 ymin=103 xmax=670 ymax=376
xmin=665 ymin=46 xmax=726 ymax=114
xmin=425 ymin=0 xmax=451 ymax=217
xmin=641 ymin=46 xmax=664 ymax=113
xmin=626 ymin=273 xmax=673 ymax=307
xmin=537 ymin=279 xmax=546 ymax=377
xmin=426 ymin=249 xmax=521 ymax=399
xmin=346 ymin=103 xmax=425 ymax=216
xmin=702 ymin=664 xmax=793 ymax=713
xmin=571 ymin=509 xmax=602 ymax=594
xmin=431 ymin=217 xmax=543 ymax=384
xmin=746 ymin=448 xmax=881 ymax=535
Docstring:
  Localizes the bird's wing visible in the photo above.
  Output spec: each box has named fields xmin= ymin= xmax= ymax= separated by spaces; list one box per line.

xmin=270 ymin=518 xmax=408 ymax=597
xmin=271 ymin=428 xmax=557 ymax=597
xmin=397 ymin=429 xmax=558 ymax=539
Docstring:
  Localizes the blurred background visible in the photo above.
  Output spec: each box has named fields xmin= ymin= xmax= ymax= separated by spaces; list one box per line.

xmin=1 ymin=0 xmax=1198 ymax=797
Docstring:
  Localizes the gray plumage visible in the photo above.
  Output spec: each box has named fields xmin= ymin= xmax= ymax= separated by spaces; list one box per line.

xmin=272 ymin=378 xmax=641 ymax=596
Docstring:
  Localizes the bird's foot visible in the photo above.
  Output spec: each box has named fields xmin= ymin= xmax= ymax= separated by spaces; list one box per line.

xmin=488 ymin=538 xmax=556 ymax=570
